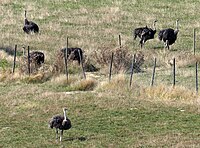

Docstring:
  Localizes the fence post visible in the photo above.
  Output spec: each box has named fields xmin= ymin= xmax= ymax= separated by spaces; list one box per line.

xmin=119 ymin=34 xmax=122 ymax=48
xmin=151 ymin=57 xmax=157 ymax=86
xmin=109 ymin=52 xmax=114 ymax=82
xmin=193 ymin=28 xmax=196 ymax=55
xmin=64 ymin=37 xmax=69 ymax=82
xmin=12 ymin=45 xmax=17 ymax=74
xmin=196 ymin=62 xmax=198 ymax=94
xmin=173 ymin=58 xmax=176 ymax=87
xmin=129 ymin=54 xmax=136 ymax=87
xmin=78 ymin=49 xmax=86 ymax=79
xmin=27 ymin=46 xmax=31 ymax=76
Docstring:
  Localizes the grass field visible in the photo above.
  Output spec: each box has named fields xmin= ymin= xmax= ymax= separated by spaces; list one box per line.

xmin=1 ymin=0 xmax=200 ymax=147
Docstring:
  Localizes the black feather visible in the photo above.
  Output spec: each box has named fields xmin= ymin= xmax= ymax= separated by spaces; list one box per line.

xmin=134 ymin=20 xmax=157 ymax=48
xmin=49 ymin=109 xmax=72 ymax=141
xmin=23 ymin=11 xmax=39 ymax=34
xmin=158 ymin=19 xmax=179 ymax=49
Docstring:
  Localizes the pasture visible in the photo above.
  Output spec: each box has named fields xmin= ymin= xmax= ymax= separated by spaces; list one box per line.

xmin=0 ymin=0 xmax=200 ymax=147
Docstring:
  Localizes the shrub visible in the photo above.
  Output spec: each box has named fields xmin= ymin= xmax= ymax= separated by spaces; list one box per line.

xmin=92 ymin=46 xmax=144 ymax=73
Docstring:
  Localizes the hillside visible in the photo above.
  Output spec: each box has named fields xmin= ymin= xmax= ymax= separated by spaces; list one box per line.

xmin=0 ymin=0 xmax=200 ymax=147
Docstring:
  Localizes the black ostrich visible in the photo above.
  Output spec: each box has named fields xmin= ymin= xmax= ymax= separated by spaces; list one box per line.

xmin=133 ymin=20 xmax=157 ymax=48
xmin=61 ymin=48 xmax=83 ymax=65
xmin=158 ymin=19 xmax=179 ymax=49
xmin=139 ymin=20 xmax=157 ymax=48
xmin=23 ymin=10 xmax=39 ymax=34
xmin=49 ymin=108 xmax=72 ymax=142
xmin=134 ymin=25 xmax=148 ymax=40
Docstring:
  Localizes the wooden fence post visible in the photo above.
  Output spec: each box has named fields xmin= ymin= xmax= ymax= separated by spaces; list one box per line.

xmin=12 ymin=45 xmax=17 ymax=74
xmin=129 ymin=54 xmax=136 ymax=87
xmin=119 ymin=34 xmax=122 ymax=48
xmin=193 ymin=28 xmax=196 ymax=55
xmin=173 ymin=58 xmax=176 ymax=87
xmin=27 ymin=46 xmax=31 ymax=76
xmin=151 ymin=57 xmax=157 ymax=86
xmin=78 ymin=49 xmax=86 ymax=79
xmin=196 ymin=62 xmax=198 ymax=94
xmin=64 ymin=37 xmax=69 ymax=82
xmin=109 ymin=52 xmax=114 ymax=82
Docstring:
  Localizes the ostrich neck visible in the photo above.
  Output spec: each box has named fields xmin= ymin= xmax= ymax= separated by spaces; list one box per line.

xmin=176 ymin=20 xmax=179 ymax=30
xmin=24 ymin=11 xmax=27 ymax=20
xmin=63 ymin=110 xmax=67 ymax=121
xmin=153 ymin=22 xmax=156 ymax=31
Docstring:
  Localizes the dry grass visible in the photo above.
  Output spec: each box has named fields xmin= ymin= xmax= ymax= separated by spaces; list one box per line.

xmin=140 ymin=85 xmax=199 ymax=106
xmin=96 ymin=73 xmax=131 ymax=96
xmin=50 ymin=74 xmax=78 ymax=86
xmin=1 ymin=1 xmax=200 ymax=147
xmin=70 ymin=78 xmax=97 ymax=91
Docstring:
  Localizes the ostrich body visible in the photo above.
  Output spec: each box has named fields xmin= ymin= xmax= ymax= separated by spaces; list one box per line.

xmin=49 ymin=108 xmax=72 ymax=142
xmin=61 ymin=48 xmax=83 ymax=65
xmin=29 ymin=51 xmax=45 ymax=65
xmin=158 ymin=19 xmax=179 ymax=49
xmin=134 ymin=25 xmax=148 ymax=40
xmin=139 ymin=20 xmax=157 ymax=48
xmin=23 ymin=10 xmax=39 ymax=34
xmin=134 ymin=20 xmax=157 ymax=48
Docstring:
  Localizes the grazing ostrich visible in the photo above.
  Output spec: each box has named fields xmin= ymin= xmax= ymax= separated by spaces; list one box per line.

xmin=61 ymin=48 xmax=83 ymax=65
xmin=49 ymin=108 xmax=72 ymax=142
xmin=158 ymin=19 xmax=179 ymax=49
xmin=139 ymin=20 xmax=157 ymax=48
xmin=133 ymin=20 xmax=157 ymax=48
xmin=134 ymin=25 xmax=148 ymax=40
xmin=29 ymin=51 xmax=45 ymax=65
xmin=23 ymin=10 xmax=39 ymax=34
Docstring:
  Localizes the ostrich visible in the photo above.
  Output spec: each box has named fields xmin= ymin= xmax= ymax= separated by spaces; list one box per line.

xmin=139 ymin=20 xmax=157 ymax=48
xmin=133 ymin=25 xmax=148 ymax=40
xmin=23 ymin=10 xmax=39 ymax=34
xmin=49 ymin=108 xmax=72 ymax=142
xmin=61 ymin=48 xmax=83 ymax=65
xmin=133 ymin=20 xmax=157 ymax=48
xmin=29 ymin=51 xmax=45 ymax=65
xmin=158 ymin=19 xmax=179 ymax=49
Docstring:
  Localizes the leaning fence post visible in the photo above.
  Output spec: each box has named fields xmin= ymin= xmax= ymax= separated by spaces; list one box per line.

xmin=196 ymin=62 xmax=198 ymax=94
xmin=12 ymin=45 xmax=17 ymax=74
xmin=151 ymin=57 xmax=157 ymax=87
xmin=27 ymin=46 xmax=31 ymax=76
xmin=193 ymin=28 xmax=196 ymax=55
xmin=173 ymin=58 xmax=176 ymax=87
xmin=78 ymin=49 xmax=86 ymax=79
xmin=109 ymin=52 xmax=114 ymax=82
xmin=64 ymin=37 xmax=69 ymax=82
xmin=119 ymin=34 xmax=122 ymax=48
xmin=129 ymin=54 xmax=136 ymax=87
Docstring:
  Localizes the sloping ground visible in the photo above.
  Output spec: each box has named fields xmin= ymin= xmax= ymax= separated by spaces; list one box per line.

xmin=1 ymin=0 xmax=200 ymax=147
xmin=0 ymin=78 xmax=200 ymax=147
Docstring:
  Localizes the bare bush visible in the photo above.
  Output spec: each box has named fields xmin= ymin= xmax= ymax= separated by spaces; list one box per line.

xmin=52 ymin=50 xmax=65 ymax=74
xmin=93 ymin=46 xmax=144 ymax=73
xmin=52 ymin=49 xmax=83 ymax=75
xmin=19 ymin=56 xmax=44 ymax=74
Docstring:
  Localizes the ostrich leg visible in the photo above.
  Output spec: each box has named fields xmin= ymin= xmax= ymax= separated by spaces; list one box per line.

xmin=166 ymin=40 xmax=169 ymax=50
xmin=60 ymin=130 xmax=63 ymax=142
xmin=140 ymin=39 xmax=143 ymax=48
xmin=56 ymin=128 xmax=58 ymax=139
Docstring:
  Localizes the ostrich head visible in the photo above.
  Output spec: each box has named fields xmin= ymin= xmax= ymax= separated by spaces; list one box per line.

xmin=49 ymin=117 xmax=55 ymax=129
xmin=174 ymin=19 xmax=179 ymax=35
